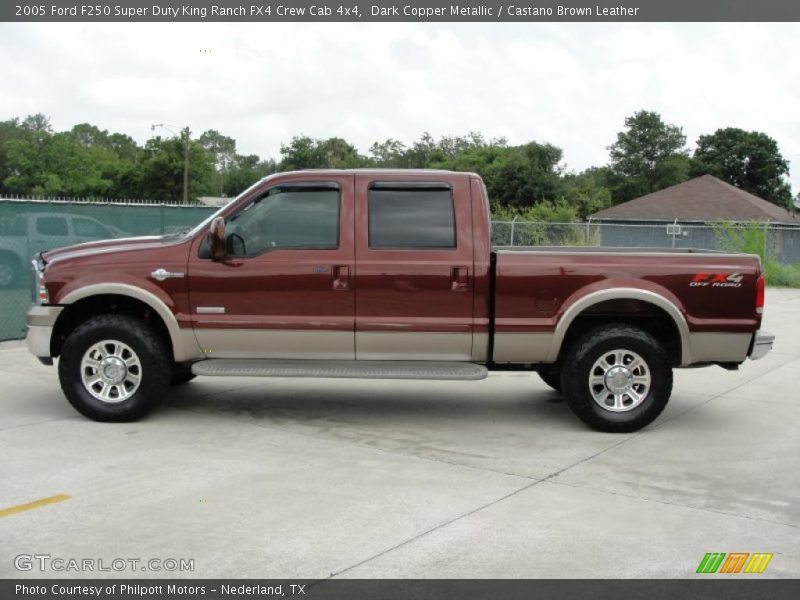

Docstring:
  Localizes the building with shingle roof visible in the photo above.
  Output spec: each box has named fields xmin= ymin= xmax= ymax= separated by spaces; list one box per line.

xmin=588 ymin=175 xmax=800 ymax=261
xmin=591 ymin=175 xmax=798 ymax=224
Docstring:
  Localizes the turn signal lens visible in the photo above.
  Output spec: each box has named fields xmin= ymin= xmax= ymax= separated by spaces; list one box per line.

xmin=755 ymin=274 xmax=765 ymax=315
xmin=33 ymin=264 xmax=48 ymax=304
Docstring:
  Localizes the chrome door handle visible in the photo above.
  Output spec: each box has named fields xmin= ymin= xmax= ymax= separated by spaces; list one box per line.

xmin=333 ymin=265 xmax=350 ymax=291
xmin=451 ymin=266 xmax=469 ymax=291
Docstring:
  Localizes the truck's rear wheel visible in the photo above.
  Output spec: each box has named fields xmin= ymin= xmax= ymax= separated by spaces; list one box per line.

xmin=560 ymin=324 xmax=673 ymax=433
xmin=58 ymin=314 xmax=171 ymax=422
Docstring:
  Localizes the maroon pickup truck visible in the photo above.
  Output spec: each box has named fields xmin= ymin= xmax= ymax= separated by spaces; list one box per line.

xmin=26 ymin=169 xmax=773 ymax=432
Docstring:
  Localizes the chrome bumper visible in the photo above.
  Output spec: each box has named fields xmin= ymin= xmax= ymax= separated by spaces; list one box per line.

xmin=25 ymin=305 xmax=63 ymax=358
xmin=749 ymin=330 xmax=774 ymax=361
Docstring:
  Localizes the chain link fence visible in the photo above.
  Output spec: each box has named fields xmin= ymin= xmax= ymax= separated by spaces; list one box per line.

xmin=492 ymin=219 xmax=800 ymax=265
xmin=2 ymin=199 xmax=799 ymax=342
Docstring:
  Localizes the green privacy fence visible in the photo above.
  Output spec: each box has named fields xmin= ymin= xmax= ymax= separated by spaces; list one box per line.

xmin=0 ymin=199 xmax=216 ymax=341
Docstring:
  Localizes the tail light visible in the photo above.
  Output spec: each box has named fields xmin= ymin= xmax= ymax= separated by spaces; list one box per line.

xmin=755 ymin=274 xmax=765 ymax=315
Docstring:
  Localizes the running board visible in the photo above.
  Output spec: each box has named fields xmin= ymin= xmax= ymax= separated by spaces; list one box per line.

xmin=191 ymin=359 xmax=488 ymax=381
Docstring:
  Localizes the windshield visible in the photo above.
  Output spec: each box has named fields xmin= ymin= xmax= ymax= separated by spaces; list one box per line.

xmin=185 ymin=176 xmax=271 ymax=238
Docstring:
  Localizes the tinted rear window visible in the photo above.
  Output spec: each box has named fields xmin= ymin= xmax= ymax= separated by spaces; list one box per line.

xmin=368 ymin=187 xmax=456 ymax=249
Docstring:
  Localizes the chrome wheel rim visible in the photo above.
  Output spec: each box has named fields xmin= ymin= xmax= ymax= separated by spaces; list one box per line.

xmin=80 ymin=340 xmax=142 ymax=403
xmin=589 ymin=349 xmax=651 ymax=412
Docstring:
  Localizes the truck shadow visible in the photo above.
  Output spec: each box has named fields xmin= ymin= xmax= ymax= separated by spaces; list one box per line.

xmin=163 ymin=376 xmax=578 ymax=430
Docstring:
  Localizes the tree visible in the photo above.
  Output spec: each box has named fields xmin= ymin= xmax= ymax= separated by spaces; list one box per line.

xmin=223 ymin=154 xmax=277 ymax=196
xmin=278 ymin=136 xmax=365 ymax=170
xmin=369 ymin=138 xmax=408 ymax=167
xmin=691 ymin=128 xmax=793 ymax=208
xmin=0 ymin=118 xmax=23 ymax=194
xmin=139 ymin=135 xmax=215 ymax=202
xmin=199 ymin=129 xmax=237 ymax=195
xmin=559 ymin=167 xmax=613 ymax=219
xmin=607 ymin=110 xmax=690 ymax=202
xmin=481 ymin=142 xmax=565 ymax=208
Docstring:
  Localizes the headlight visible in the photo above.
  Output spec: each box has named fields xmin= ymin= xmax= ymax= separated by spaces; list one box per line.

xmin=30 ymin=256 xmax=49 ymax=304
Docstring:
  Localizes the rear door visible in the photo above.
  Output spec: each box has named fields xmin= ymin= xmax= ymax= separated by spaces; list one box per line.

xmin=354 ymin=174 xmax=474 ymax=360
xmin=187 ymin=174 xmax=355 ymax=359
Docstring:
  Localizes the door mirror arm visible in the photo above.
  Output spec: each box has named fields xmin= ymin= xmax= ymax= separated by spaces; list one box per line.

xmin=207 ymin=217 xmax=227 ymax=261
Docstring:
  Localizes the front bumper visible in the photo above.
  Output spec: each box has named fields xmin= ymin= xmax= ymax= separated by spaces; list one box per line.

xmin=25 ymin=305 xmax=63 ymax=359
xmin=749 ymin=330 xmax=774 ymax=361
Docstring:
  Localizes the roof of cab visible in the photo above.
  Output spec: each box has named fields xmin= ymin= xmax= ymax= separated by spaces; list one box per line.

xmin=266 ymin=168 xmax=479 ymax=178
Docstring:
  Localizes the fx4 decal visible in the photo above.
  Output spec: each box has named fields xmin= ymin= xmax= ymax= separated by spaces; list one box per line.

xmin=690 ymin=272 xmax=744 ymax=288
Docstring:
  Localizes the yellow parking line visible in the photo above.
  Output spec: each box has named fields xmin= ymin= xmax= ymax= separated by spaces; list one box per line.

xmin=0 ymin=494 xmax=71 ymax=518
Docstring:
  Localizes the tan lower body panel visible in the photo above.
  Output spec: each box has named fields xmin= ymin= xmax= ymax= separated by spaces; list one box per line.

xmin=194 ymin=329 xmax=355 ymax=360
xmin=492 ymin=332 xmax=553 ymax=363
xmin=688 ymin=332 xmax=752 ymax=363
xmin=356 ymin=332 xmax=473 ymax=361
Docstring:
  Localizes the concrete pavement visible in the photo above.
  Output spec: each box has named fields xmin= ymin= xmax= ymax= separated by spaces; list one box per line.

xmin=1 ymin=289 xmax=798 ymax=578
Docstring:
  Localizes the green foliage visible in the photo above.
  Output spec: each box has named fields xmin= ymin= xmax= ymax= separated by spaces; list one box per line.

xmin=711 ymin=221 xmax=767 ymax=258
xmin=768 ymin=263 xmax=800 ymax=288
xmin=691 ymin=128 xmax=793 ymax=208
xmin=1 ymin=111 xmax=793 ymax=218
xmin=711 ymin=221 xmax=800 ymax=288
xmin=559 ymin=167 xmax=613 ymax=219
xmin=279 ymin=136 xmax=365 ymax=170
xmin=489 ymin=201 xmax=597 ymax=247
xmin=139 ymin=136 xmax=215 ymax=202
xmin=607 ymin=110 xmax=690 ymax=202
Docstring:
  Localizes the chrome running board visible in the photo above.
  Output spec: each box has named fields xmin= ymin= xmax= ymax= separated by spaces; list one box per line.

xmin=191 ymin=359 xmax=488 ymax=380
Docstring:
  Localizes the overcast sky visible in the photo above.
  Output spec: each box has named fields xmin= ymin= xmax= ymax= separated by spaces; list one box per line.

xmin=1 ymin=22 xmax=798 ymax=193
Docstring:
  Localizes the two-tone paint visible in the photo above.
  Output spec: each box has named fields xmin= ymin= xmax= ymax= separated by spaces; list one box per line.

xmin=31 ymin=169 xmax=767 ymax=368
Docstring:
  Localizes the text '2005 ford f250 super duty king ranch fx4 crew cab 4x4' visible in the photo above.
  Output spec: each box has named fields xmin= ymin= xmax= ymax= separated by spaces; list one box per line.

xmin=25 ymin=169 xmax=774 ymax=432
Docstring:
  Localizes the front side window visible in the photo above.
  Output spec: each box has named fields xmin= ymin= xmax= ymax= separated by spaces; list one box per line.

xmin=368 ymin=184 xmax=456 ymax=249
xmin=224 ymin=185 xmax=340 ymax=257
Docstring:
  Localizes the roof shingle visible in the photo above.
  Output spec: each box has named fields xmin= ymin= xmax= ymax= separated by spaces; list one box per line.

xmin=591 ymin=175 xmax=799 ymax=224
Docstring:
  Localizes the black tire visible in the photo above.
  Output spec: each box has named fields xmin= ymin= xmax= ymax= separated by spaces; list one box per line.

xmin=170 ymin=366 xmax=197 ymax=386
xmin=560 ymin=324 xmax=673 ymax=433
xmin=58 ymin=314 xmax=171 ymax=422
xmin=538 ymin=368 xmax=562 ymax=392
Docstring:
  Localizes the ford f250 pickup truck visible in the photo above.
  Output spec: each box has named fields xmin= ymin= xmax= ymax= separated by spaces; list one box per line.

xmin=25 ymin=169 xmax=774 ymax=432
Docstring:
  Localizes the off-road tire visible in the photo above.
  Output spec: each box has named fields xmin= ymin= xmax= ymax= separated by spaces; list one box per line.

xmin=560 ymin=324 xmax=673 ymax=433
xmin=538 ymin=368 xmax=562 ymax=392
xmin=170 ymin=366 xmax=197 ymax=386
xmin=58 ymin=314 xmax=171 ymax=422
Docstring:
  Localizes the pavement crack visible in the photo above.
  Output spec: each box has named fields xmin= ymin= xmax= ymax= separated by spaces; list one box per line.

xmin=328 ymin=476 xmax=545 ymax=579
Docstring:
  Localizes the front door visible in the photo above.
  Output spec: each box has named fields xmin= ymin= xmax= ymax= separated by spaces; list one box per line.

xmin=354 ymin=174 xmax=474 ymax=360
xmin=187 ymin=175 xmax=355 ymax=359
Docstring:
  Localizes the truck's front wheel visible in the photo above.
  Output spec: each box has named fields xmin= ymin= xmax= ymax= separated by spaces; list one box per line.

xmin=538 ymin=368 xmax=562 ymax=392
xmin=58 ymin=314 xmax=171 ymax=422
xmin=560 ymin=324 xmax=673 ymax=433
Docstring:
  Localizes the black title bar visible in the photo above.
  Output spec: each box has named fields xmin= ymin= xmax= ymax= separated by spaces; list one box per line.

xmin=4 ymin=579 xmax=800 ymax=600
xmin=4 ymin=0 xmax=800 ymax=22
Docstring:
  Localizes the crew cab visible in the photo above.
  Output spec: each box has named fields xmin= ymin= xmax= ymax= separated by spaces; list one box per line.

xmin=25 ymin=170 xmax=774 ymax=432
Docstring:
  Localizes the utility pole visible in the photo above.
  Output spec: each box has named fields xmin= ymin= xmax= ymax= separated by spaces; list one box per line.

xmin=182 ymin=127 xmax=190 ymax=204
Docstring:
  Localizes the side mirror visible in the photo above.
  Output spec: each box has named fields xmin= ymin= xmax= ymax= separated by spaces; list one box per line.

xmin=207 ymin=217 xmax=226 ymax=260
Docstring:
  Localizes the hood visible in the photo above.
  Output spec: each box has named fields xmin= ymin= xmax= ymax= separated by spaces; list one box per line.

xmin=41 ymin=236 xmax=174 ymax=265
